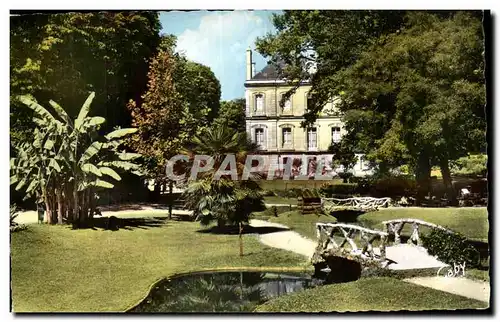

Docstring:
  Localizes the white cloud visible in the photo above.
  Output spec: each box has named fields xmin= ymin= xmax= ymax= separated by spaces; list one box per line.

xmin=175 ymin=11 xmax=275 ymax=99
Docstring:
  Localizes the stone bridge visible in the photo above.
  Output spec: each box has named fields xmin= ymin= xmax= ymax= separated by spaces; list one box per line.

xmin=312 ymin=218 xmax=452 ymax=271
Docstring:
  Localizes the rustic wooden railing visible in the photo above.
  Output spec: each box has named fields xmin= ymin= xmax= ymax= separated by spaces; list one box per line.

xmin=315 ymin=223 xmax=389 ymax=265
xmin=382 ymin=218 xmax=453 ymax=246
xmin=322 ymin=197 xmax=391 ymax=213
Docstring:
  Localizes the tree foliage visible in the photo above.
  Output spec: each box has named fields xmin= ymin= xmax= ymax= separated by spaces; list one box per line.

xmin=334 ymin=12 xmax=485 ymax=200
xmin=213 ymin=99 xmax=246 ymax=133
xmin=256 ymin=10 xmax=407 ymax=125
xmin=10 ymin=12 xmax=161 ymax=145
xmin=182 ymin=126 xmax=265 ymax=229
xmin=127 ymin=35 xmax=222 ymax=185
xmin=328 ymin=140 xmax=358 ymax=183
xmin=257 ymin=11 xmax=486 ymax=201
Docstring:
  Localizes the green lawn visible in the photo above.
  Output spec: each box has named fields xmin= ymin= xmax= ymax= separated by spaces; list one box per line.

xmin=10 ymin=218 xmax=308 ymax=312
xmin=466 ymin=269 xmax=490 ymax=282
xmin=255 ymin=277 xmax=488 ymax=312
xmin=358 ymin=207 xmax=489 ymax=242
xmin=267 ymin=210 xmax=337 ymax=240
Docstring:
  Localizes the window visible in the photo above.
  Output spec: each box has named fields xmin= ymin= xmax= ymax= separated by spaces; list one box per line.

xmin=281 ymin=94 xmax=291 ymax=113
xmin=282 ymin=127 xmax=292 ymax=146
xmin=255 ymin=128 xmax=264 ymax=146
xmin=255 ymin=94 xmax=264 ymax=113
xmin=360 ymin=155 xmax=367 ymax=169
xmin=307 ymin=127 xmax=317 ymax=149
xmin=306 ymin=93 xmax=313 ymax=111
xmin=331 ymin=126 xmax=341 ymax=143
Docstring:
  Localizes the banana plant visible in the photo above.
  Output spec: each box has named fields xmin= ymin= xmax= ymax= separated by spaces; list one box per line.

xmin=11 ymin=92 xmax=142 ymax=225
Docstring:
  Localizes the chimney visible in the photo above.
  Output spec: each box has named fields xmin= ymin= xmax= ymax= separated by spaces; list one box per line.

xmin=246 ymin=48 xmax=253 ymax=80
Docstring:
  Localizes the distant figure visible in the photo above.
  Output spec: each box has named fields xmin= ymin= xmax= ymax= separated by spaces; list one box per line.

xmin=461 ymin=186 xmax=471 ymax=197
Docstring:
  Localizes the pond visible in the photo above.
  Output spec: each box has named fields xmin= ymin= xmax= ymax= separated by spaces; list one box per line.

xmin=128 ymin=271 xmax=325 ymax=313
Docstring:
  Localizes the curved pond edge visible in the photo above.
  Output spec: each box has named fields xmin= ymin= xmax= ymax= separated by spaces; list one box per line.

xmin=124 ymin=266 xmax=314 ymax=312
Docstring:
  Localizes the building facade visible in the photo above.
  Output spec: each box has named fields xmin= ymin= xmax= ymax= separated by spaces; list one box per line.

xmin=244 ymin=49 xmax=370 ymax=177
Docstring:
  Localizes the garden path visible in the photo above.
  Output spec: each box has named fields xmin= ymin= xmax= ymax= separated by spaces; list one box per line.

xmin=405 ymin=276 xmax=489 ymax=303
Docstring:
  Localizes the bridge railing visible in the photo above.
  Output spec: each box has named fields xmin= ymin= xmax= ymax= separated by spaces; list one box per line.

xmin=316 ymin=223 xmax=389 ymax=263
xmin=322 ymin=197 xmax=391 ymax=212
xmin=382 ymin=218 xmax=453 ymax=246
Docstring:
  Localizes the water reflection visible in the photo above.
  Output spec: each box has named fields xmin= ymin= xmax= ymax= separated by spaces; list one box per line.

xmin=130 ymin=271 xmax=323 ymax=313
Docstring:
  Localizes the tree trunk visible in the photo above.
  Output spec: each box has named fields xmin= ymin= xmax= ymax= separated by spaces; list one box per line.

xmin=44 ymin=193 xmax=52 ymax=224
xmin=81 ymin=189 xmax=88 ymax=225
xmin=440 ymin=158 xmax=457 ymax=206
xmin=415 ymin=153 xmax=431 ymax=206
xmin=89 ymin=188 xmax=96 ymax=226
xmin=56 ymin=188 xmax=63 ymax=224
xmin=239 ymin=222 xmax=244 ymax=257
xmin=152 ymin=182 xmax=161 ymax=202
xmin=168 ymin=181 xmax=173 ymax=220
xmin=73 ymin=187 xmax=79 ymax=228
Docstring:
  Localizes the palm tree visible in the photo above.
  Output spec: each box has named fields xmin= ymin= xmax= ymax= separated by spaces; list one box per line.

xmin=182 ymin=126 xmax=265 ymax=255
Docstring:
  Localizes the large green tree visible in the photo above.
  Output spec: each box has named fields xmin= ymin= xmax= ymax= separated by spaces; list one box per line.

xmin=10 ymin=12 xmax=161 ymax=146
xmin=175 ymin=59 xmax=222 ymax=124
xmin=256 ymin=11 xmax=486 ymax=202
xmin=333 ymin=12 xmax=485 ymax=202
xmin=213 ymin=98 xmax=246 ymax=134
xmin=126 ymin=35 xmax=222 ymax=200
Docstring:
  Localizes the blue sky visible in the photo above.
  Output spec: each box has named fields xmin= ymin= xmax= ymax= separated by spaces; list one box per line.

xmin=159 ymin=10 xmax=281 ymax=100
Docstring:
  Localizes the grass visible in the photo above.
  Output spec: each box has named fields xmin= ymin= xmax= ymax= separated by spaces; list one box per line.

xmin=255 ymin=277 xmax=488 ymax=312
xmin=267 ymin=210 xmax=337 ymax=240
xmin=466 ymin=269 xmax=490 ymax=282
xmin=10 ymin=217 xmax=308 ymax=312
xmin=358 ymin=207 xmax=489 ymax=242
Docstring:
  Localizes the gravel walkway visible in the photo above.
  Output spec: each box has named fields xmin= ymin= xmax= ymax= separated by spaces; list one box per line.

xmin=249 ymin=219 xmax=317 ymax=259
xmin=405 ymin=276 xmax=490 ymax=303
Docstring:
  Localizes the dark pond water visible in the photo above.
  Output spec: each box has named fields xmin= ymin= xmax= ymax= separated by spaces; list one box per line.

xmin=129 ymin=271 xmax=325 ymax=313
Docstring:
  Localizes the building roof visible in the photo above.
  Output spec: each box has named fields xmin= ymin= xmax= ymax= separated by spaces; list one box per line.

xmin=251 ymin=61 xmax=285 ymax=81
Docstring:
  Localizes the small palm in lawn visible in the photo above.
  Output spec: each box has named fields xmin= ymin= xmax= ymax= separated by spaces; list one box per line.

xmin=182 ymin=126 xmax=265 ymax=256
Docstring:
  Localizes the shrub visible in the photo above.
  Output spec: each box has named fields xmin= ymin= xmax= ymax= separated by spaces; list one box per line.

xmin=10 ymin=204 xmax=27 ymax=232
xmin=261 ymin=190 xmax=276 ymax=197
xmin=451 ymin=154 xmax=487 ymax=177
xmin=369 ymin=176 xmax=417 ymax=198
xmin=319 ymin=183 xmax=358 ymax=197
xmin=421 ymin=229 xmax=481 ymax=268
